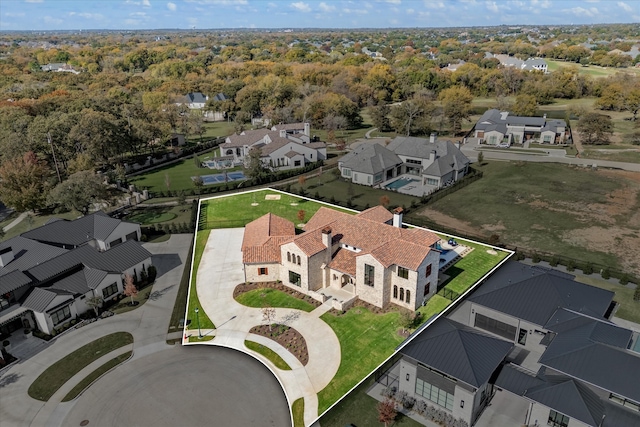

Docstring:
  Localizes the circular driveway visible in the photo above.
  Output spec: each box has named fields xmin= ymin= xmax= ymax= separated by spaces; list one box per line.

xmin=63 ymin=345 xmax=291 ymax=427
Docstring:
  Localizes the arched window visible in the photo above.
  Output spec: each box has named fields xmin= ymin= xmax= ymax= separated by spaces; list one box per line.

xmin=297 ymin=255 xmax=301 ymax=265
xmin=393 ymin=285 xmax=398 ymax=299
xmin=287 ymin=252 xmax=291 ymax=262
xmin=399 ymin=288 xmax=405 ymax=301
xmin=406 ymin=290 xmax=411 ymax=304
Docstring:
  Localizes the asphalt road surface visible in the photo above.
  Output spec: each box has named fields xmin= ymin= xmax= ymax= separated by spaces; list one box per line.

xmin=62 ymin=345 xmax=291 ymax=427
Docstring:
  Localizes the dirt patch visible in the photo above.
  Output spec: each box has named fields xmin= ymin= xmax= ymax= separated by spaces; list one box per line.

xmin=563 ymin=226 xmax=640 ymax=274
xmin=415 ymin=208 xmax=485 ymax=238
xmin=482 ymin=222 xmax=506 ymax=232
xmin=233 ymin=282 xmax=321 ymax=308
xmin=249 ymin=324 xmax=309 ymax=366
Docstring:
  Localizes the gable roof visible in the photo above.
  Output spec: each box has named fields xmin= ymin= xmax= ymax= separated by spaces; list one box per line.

xmin=475 ymin=109 xmax=566 ymax=134
xmin=356 ymin=206 xmax=393 ymax=223
xmin=0 ymin=236 xmax=68 ymax=277
xmin=468 ymin=262 xmax=614 ymax=326
xmin=401 ymin=318 xmax=514 ymax=387
xmin=22 ymin=287 xmax=73 ymax=313
xmin=242 ymin=213 xmax=295 ymax=264
xmin=21 ymin=212 xmax=127 ymax=247
xmin=222 ymin=129 xmax=272 ymax=148
xmin=339 ymin=143 xmax=402 ymax=175
xmin=0 ymin=270 xmax=32 ymax=294
xmin=272 ymin=122 xmax=306 ymax=131
xmin=186 ymin=92 xmax=207 ymax=103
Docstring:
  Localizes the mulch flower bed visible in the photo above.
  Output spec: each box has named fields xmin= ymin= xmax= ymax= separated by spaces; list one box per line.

xmin=328 ymin=298 xmax=413 ymax=316
xmin=249 ymin=324 xmax=309 ymax=366
xmin=233 ymin=281 xmax=321 ymax=308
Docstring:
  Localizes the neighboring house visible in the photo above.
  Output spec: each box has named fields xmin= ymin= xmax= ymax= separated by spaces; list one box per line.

xmin=338 ymin=134 xmax=470 ymax=195
xmin=242 ymin=206 xmax=441 ymax=311
xmin=407 ymin=261 xmax=640 ymax=427
xmin=487 ymin=53 xmax=548 ymax=72
xmin=40 ymin=63 xmax=80 ymax=74
xmin=0 ymin=212 xmax=151 ymax=337
xmin=178 ymin=92 xmax=209 ymax=109
xmin=472 ymin=109 xmax=568 ymax=145
xmin=217 ymin=123 xmax=326 ymax=171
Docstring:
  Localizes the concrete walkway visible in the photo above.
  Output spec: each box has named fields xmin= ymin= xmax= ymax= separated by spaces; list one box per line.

xmin=1 ymin=211 xmax=28 ymax=232
xmin=192 ymin=228 xmax=342 ymax=426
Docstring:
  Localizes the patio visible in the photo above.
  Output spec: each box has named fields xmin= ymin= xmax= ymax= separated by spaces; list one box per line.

xmin=380 ymin=174 xmax=427 ymax=197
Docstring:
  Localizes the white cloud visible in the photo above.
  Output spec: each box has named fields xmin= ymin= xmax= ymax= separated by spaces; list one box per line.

xmin=385 ymin=0 xmax=401 ymax=4
xmin=69 ymin=12 xmax=104 ymax=19
xmin=424 ymin=1 xmax=445 ymax=9
xmin=617 ymin=1 xmax=633 ymax=12
xmin=143 ymin=0 xmax=151 ymax=6
xmin=342 ymin=8 xmax=368 ymax=15
xmin=124 ymin=18 xmax=141 ymax=25
xmin=406 ymin=8 xmax=414 ymax=14
xmin=25 ymin=0 xmax=44 ymax=3
xmin=5 ymin=12 xmax=26 ymax=17
xmin=125 ymin=0 xmax=151 ymax=6
xmin=184 ymin=0 xmax=247 ymax=4
xmin=318 ymin=2 xmax=335 ymax=12
xmin=567 ymin=6 xmax=599 ymax=17
xmin=291 ymin=2 xmax=311 ymax=12
xmin=130 ymin=11 xmax=147 ymax=16
xmin=167 ymin=2 xmax=177 ymax=11
xmin=486 ymin=1 xmax=499 ymax=12
xmin=43 ymin=16 xmax=63 ymax=24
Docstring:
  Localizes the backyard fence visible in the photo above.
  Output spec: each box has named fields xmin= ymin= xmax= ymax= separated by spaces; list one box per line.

xmin=437 ymin=288 xmax=461 ymax=301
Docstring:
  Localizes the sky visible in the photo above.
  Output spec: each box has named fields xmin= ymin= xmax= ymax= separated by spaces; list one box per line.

xmin=0 ymin=0 xmax=638 ymax=31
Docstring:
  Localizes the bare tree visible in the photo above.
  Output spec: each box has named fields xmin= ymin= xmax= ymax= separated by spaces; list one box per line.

xmin=86 ymin=296 xmax=103 ymax=317
xmin=262 ymin=307 xmax=276 ymax=331
xmin=297 ymin=210 xmax=306 ymax=223
xmin=123 ymin=273 xmax=138 ymax=305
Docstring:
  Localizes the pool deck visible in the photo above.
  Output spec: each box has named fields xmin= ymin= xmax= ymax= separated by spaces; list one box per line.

xmin=380 ymin=174 xmax=429 ymax=197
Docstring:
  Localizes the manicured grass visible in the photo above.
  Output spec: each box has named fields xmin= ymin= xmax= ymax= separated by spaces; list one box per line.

xmin=188 ymin=335 xmax=214 ymax=342
xmin=417 ymin=161 xmax=633 ymax=270
xmin=61 ymin=351 xmax=132 ymax=402
xmin=318 ymin=377 xmax=424 ymax=427
xmin=198 ymin=121 xmax=234 ymax=139
xmin=292 ymin=398 xmax=305 ymax=427
xmin=28 ymin=332 xmax=133 ymax=401
xmin=186 ymin=229 xmax=215 ymax=330
xmin=416 ymin=294 xmax=452 ymax=321
xmin=546 ymin=60 xmax=640 ymax=78
xmin=110 ymin=285 xmax=153 ymax=315
xmin=318 ymin=307 xmax=405 ymax=413
xmin=574 ymin=275 xmax=640 ymax=324
xmin=125 ymin=205 xmax=193 ymax=228
xmin=127 ymin=210 xmax=176 ymax=224
xmin=245 ymin=340 xmax=292 ymax=371
xmin=167 ymin=239 xmax=194 ymax=334
xmin=147 ymin=232 xmax=171 ymax=243
xmin=236 ymin=288 xmax=316 ymax=312
xmin=201 ymin=190 xmax=354 ymax=229
xmin=581 ymin=149 xmax=640 ymax=164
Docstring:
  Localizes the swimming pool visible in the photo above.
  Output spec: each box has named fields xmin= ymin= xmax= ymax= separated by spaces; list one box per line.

xmin=385 ymin=177 xmax=419 ymax=190
xmin=195 ymin=171 xmax=247 ymax=185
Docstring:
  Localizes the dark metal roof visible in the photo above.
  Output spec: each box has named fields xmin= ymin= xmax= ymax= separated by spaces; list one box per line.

xmin=602 ymin=400 xmax=640 ymax=427
xmin=22 ymin=287 xmax=68 ymax=312
xmin=27 ymin=240 xmax=151 ymax=283
xmin=0 ymin=236 xmax=68 ymax=277
xmin=544 ymin=309 xmax=633 ymax=350
xmin=400 ymin=318 xmax=513 ymax=388
xmin=468 ymin=261 xmax=614 ymax=326
xmin=47 ymin=266 xmax=108 ymax=295
xmin=495 ymin=364 xmax=545 ymax=395
xmin=0 ymin=270 xmax=32 ymax=294
xmin=21 ymin=211 xmax=125 ymax=247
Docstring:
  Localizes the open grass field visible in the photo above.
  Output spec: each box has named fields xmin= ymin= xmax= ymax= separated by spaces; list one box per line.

xmin=235 ymin=288 xmax=316 ymax=312
xmin=61 ymin=351 xmax=132 ymax=402
xmin=546 ymin=60 xmax=640 ymax=78
xmin=413 ymin=161 xmax=640 ymax=276
xmin=28 ymin=332 xmax=133 ymax=401
xmin=186 ymin=229 xmax=215 ymax=330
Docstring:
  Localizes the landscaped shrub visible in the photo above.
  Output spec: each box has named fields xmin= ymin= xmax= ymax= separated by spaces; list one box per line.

xmin=515 ymin=251 xmax=526 ymax=261
xmin=582 ymin=263 xmax=594 ymax=275
xmin=532 ymin=253 xmax=541 ymax=263
xmin=549 ymin=256 xmax=559 ymax=267
xmin=601 ymin=269 xmax=610 ymax=279
xmin=620 ymin=274 xmax=629 ymax=285
xmin=381 ymin=385 xmax=397 ymax=399
xmin=565 ymin=259 xmax=575 ymax=271
xmin=401 ymin=394 xmax=415 ymax=410
xmin=634 ymin=285 xmax=640 ymax=301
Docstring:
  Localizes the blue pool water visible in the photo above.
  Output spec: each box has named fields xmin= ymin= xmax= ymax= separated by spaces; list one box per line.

xmin=386 ymin=177 xmax=419 ymax=190
xmin=195 ymin=171 xmax=247 ymax=185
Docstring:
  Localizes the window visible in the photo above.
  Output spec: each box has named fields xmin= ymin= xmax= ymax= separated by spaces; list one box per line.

xmin=109 ymin=238 xmax=123 ymax=248
xmin=50 ymin=305 xmax=71 ymax=325
xmin=364 ymin=264 xmax=375 ymax=287
xmin=287 ymin=252 xmax=291 ymax=262
xmin=102 ymin=282 xmax=119 ymax=298
xmin=416 ymin=378 xmax=454 ymax=411
xmin=407 ymin=158 xmax=421 ymax=165
xmin=393 ymin=285 xmax=398 ymax=299
xmin=294 ymin=160 xmax=301 ymax=167
xmin=343 ymin=168 xmax=351 ymax=177
xmin=543 ymin=135 xmax=552 ymax=143
xmin=406 ymin=290 xmax=411 ymax=304
xmin=609 ymin=394 xmax=640 ymax=412
xmin=399 ymin=288 xmax=405 ymax=301
xmin=548 ymin=410 xmax=569 ymax=427
xmin=398 ymin=266 xmax=409 ymax=279
xmin=367 ymin=176 xmax=372 ymax=184
xmin=374 ymin=173 xmax=383 ymax=183
xmin=488 ymin=135 xmax=497 ymax=145
xmin=297 ymin=255 xmax=301 ymax=265
xmin=518 ymin=328 xmax=528 ymax=345
xmin=424 ymin=283 xmax=430 ymax=296
xmin=426 ymin=264 xmax=432 ymax=277
xmin=310 ymin=154 xmax=313 ymax=159
xmin=289 ymin=271 xmax=301 ymax=287
xmin=353 ymin=173 xmax=358 ymax=181
xmin=474 ymin=313 xmax=517 ymax=340
xmin=258 ymin=267 xmax=268 ymax=275
xmin=125 ymin=231 xmax=138 ymax=242
xmin=426 ymin=178 xmax=438 ymax=186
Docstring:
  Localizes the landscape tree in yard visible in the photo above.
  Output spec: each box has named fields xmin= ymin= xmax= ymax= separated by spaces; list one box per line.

xmin=262 ymin=307 xmax=276 ymax=332
xmin=377 ymin=398 xmax=397 ymax=427
xmin=370 ymin=104 xmax=391 ymax=132
xmin=245 ymin=147 xmax=272 ymax=184
xmin=86 ymin=296 xmax=103 ymax=317
xmin=298 ymin=175 xmax=306 ymax=187
xmin=634 ymin=284 xmax=640 ymax=302
xmin=439 ymin=86 xmax=473 ymax=135
xmin=164 ymin=172 xmax=171 ymax=191
xmin=578 ymin=112 xmax=614 ymax=144
xmin=511 ymin=94 xmax=538 ymax=117
xmin=477 ymin=151 xmax=484 ymax=165
xmin=47 ymin=170 xmax=109 ymax=216
xmin=124 ymin=274 xmax=138 ymax=305
xmin=380 ymin=195 xmax=390 ymax=207
xmin=297 ymin=210 xmax=306 ymax=223
xmin=0 ymin=151 xmax=52 ymax=212
xmin=193 ymin=176 xmax=204 ymax=193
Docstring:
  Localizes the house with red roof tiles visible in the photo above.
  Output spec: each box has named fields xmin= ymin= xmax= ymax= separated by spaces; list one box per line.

xmin=242 ymin=206 xmax=441 ymax=310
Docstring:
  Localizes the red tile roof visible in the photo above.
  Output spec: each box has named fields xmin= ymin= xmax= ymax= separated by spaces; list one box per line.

xmin=356 ymin=205 xmax=393 ymax=223
xmin=328 ymin=248 xmax=357 ymax=276
xmin=242 ymin=213 xmax=295 ymax=263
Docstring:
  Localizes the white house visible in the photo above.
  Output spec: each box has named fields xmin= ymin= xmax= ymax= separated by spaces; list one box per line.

xmin=472 ymin=109 xmax=568 ymax=145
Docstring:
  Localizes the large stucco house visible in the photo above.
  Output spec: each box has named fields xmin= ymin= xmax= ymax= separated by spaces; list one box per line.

xmin=472 ymin=109 xmax=568 ymax=146
xmin=241 ymin=206 xmax=441 ymax=311
xmin=391 ymin=262 xmax=640 ymax=427
xmin=0 ymin=212 xmax=152 ymax=337
xmin=338 ymin=135 xmax=470 ymax=195
xmin=217 ymin=123 xmax=326 ymax=171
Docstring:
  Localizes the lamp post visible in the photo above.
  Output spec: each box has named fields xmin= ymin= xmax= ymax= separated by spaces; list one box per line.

xmin=195 ymin=307 xmax=202 ymax=338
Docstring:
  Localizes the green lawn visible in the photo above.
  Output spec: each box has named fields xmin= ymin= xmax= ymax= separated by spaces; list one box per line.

xmin=245 ymin=340 xmax=292 ymax=370
xmin=28 ymin=332 xmax=133 ymax=401
xmin=61 ymin=351 xmax=132 ymax=402
xmin=546 ymin=60 xmax=640 ymax=78
xmin=167 ymin=239 xmax=194 ymax=335
xmin=575 ymin=275 xmax=640 ymax=324
xmin=186 ymin=229 xmax=215 ymax=330
xmin=201 ymin=189 xmax=354 ymax=230
xmin=318 ymin=308 xmax=405 ymax=413
xmin=416 ymin=294 xmax=452 ymax=320
xmin=318 ymin=377 xmax=424 ymax=427
xmin=236 ymin=288 xmax=316 ymax=312
xmin=292 ymin=398 xmax=305 ymax=427
xmin=581 ymin=149 xmax=640 ymax=164
xmin=125 ymin=205 xmax=193 ymax=228
xmin=110 ymin=285 xmax=153 ymax=315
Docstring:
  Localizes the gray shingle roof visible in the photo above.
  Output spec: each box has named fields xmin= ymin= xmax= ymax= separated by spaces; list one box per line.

xmin=400 ymin=318 xmax=513 ymax=387
xmin=186 ymin=92 xmax=207 ymax=103
xmin=21 ymin=212 xmax=126 ymax=247
xmin=339 ymin=143 xmax=402 ymax=175
xmin=475 ymin=109 xmax=566 ymax=134
xmin=0 ymin=236 xmax=68 ymax=277
xmin=47 ymin=266 xmax=108 ymax=295
xmin=468 ymin=262 xmax=614 ymax=326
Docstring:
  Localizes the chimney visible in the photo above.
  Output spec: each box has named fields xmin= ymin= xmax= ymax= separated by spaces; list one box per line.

xmin=279 ymin=129 xmax=287 ymax=138
xmin=304 ymin=122 xmax=310 ymax=137
xmin=321 ymin=227 xmax=332 ymax=248
xmin=0 ymin=246 xmax=14 ymax=267
xmin=429 ymin=132 xmax=437 ymax=143
xmin=429 ymin=150 xmax=436 ymax=162
xmin=393 ymin=207 xmax=403 ymax=228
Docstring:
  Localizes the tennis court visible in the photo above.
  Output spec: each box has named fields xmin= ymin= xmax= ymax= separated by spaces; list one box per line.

xmin=194 ymin=171 xmax=247 ymax=185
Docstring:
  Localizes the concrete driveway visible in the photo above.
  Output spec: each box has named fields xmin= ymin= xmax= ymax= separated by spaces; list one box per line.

xmin=474 ymin=388 xmax=529 ymax=427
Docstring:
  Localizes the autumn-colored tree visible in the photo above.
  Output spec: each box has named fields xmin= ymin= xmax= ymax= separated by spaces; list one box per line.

xmin=377 ymin=398 xmax=397 ymax=427
xmin=0 ymin=151 xmax=52 ymax=212
xmin=123 ymin=273 xmax=138 ymax=305
xmin=511 ymin=94 xmax=538 ymax=117
xmin=439 ymin=85 xmax=473 ymax=136
xmin=380 ymin=195 xmax=390 ymax=207
xmin=297 ymin=210 xmax=306 ymax=222
xmin=298 ymin=175 xmax=306 ymax=187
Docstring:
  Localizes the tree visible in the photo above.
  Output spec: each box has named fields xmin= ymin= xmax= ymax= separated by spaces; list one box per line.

xmin=439 ymin=86 xmax=473 ymax=136
xmin=123 ymin=273 xmax=138 ymax=305
xmin=377 ymin=398 xmax=397 ymax=427
xmin=380 ymin=195 xmax=390 ymax=207
xmin=46 ymin=170 xmax=109 ymax=216
xmin=298 ymin=175 xmax=306 ymax=187
xmin=193 ymin=175 xmax=204 ymax=193
xmin=477 ymin=151 xmax=484 ymax=165
xmin=0 ymin=151 xmax=52 ymax=212
xmin=297 ymin=210 xmax=306 ymax=223
xmin=578 ymin=112 xmax=614 ymax=145
xmin=370 ymin=104 xmax=392 ymax=132
xmin=261 ymin=307 xmax=276 ymax=332
xmin=511 ymin=94 xmax=538 ymax=117
xmin=86 ymin=296 xmax=103 ymax=317
xmin=634 ymin=284 xmax=640 ymax=302
xmin=244 ymin=147 xmax=272 ymax=184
